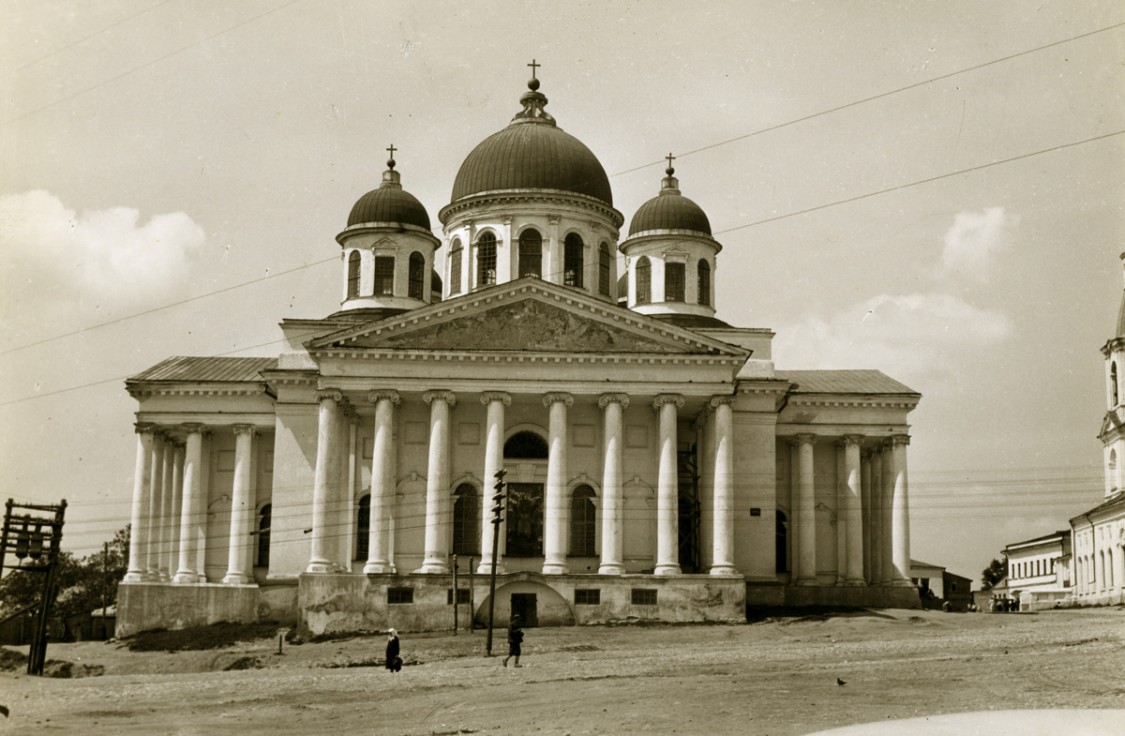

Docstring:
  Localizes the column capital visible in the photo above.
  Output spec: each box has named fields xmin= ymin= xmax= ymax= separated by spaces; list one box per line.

xmin=597 ymin=392 xmax=630 ymax=409
xmin=889 ymin=434 xmax=911 ymax=447
xmin=543 ymin=392 xmax=574 ymax=408
xmin=134 ymin=422 xmax=157 ymax=435
xmin=368 ymin=389 xmax=401 ymax=405
xmin=708 ymin=395 xmax=735 ymax=409
xmin=548 ymin=214 xmax=561 ymax=225
xmin=315 ymin=388 xmax=343 ymax=403
xmin=791 ymin=433 xmax=817 ymax=447
xmin=837 ymin=434 xmax=864 ymax=448
xmin=653 ymin=394 xmax=684 ymax=410
xmin=232 ymin=424 xmax=257 ymax=438
xmin=480 ymin=391 xmax=511 ymax=407
xmin=180 ymin=422 xmax=205 ymax=435
xmin=423 ymin=390 xmax=457 ymax=408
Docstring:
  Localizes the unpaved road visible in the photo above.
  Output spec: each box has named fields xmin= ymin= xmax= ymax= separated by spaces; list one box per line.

xmin=2 ymin=608 xmax=1123 ymax=735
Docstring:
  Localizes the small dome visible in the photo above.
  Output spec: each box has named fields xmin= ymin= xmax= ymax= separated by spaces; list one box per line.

xmin=449 ymin=80 xmax=612 ymax=206
xmin=628 ymin=169 xmax=711 ymax=236
xmin=348 ymin=164 xmax=430 ymax=230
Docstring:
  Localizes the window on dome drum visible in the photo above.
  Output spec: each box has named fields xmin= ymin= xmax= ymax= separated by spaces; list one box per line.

xmin=698 ymin=260 xmax=711 ymax=307
xmin=347 ymin=251 xmax=361 ymax=299
xmin=477 ymin=232 xmax=497 ymax=286
xmin=452 ymin=483 xmax=480 ymax=556
xmin=664 ymin=262 xmax=685 ymax=302
xmin=599 ymin=243 xmax=611 ymax=296
xmin=374 ymin=256 xmax=395 ymax=296
xmin=256 ymin=504 xmax=271 ymax=567
xmin=570 ymin=485 xmax=596 ymax=556
xmin=408 ymin=252 xmax=425 ymax=299
xmin=564 ymin=233 xmax=584 ymax=287
xmin=635 ymin=256 xmax=651 ymax=305
xmin=450 ymin=239 xmax=463 ymax=295
xmin=519 ymin=229 xmax=543 ymax=278
xmin=355 ymin=495 xmax=370 ymax=561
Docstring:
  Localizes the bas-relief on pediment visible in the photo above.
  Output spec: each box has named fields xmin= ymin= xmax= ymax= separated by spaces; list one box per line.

xmin=343 ymin=299 xmax=706 ymax=354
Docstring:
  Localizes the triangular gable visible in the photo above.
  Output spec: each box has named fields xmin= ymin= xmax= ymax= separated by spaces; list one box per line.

xmin=308 ymin=278 xmax=748 ymax=357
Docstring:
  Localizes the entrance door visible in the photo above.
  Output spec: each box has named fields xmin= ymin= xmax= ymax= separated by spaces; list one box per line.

xmin=506 ymin=483 xmax=544 ymax=557
xmin=510 ymin=593 xmax=538 ymax=627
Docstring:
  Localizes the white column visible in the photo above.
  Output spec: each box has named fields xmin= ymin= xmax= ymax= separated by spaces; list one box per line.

xmin=158 ymin=438 xmax=175 ymax=580
xmin=869 ymin=447 xmax=884 ymax=585
xmin=223 ymin=424 xmax=256 ymax=584
xmin=333 ymin=401 xmax=352 ymax=571
xmin=788 ymin=440 xmax=801 ymax=582
xmin=124 ymin=423 xmax=155 ymax=582
xmin=174 ymin=424 xmax=205 ymax=584
xmin=478 ymin=392 xmax=510 ymax=574
xmin=168 ymin=443 xmax=184 ymax=579
xmin=709 ymin=396 xmax=738 ymax=576
xmin=543 ymin=392 xmax=573 ymax=575
xmin=653 ymin=394 xmax=683 ymax=576
xmin=365 ymin=390 xmax=400 ymax=574
xmin=598 ymin=393 xmax=629 ymax=575
xmin=307 ymin=390 xmax=342 ymax=573
xmin=861 ymin=450 xmax=873 ymax=584
xmin=842 ymin=435 xmax=865 ymax=585
xmin=890 ymin=435 xmax=912 ymax=585
xmin=880 ymin=442 xmax=895 ymax=584
xmin=834 ymin=441 xmax=846 ymax=584
xmin=146 ymin=433 xmax=166 ymax=581
xmin=795 ymin=434 xmax=817 ymax=585
xmin=418 ymin=390 xmax=456 ymax=573
xmin=547 ymin=216 xmax=561 ymax=286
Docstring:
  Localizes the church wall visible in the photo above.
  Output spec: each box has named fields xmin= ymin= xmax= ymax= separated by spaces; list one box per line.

xmin=812 ymin=439 xmax=841 ymax=582
xmin=269 ymin=401 xmax=318 ymax=577
xmin=621 ymin=401 xmax=658 ymax=570
xmin=733 ymin=412 xmax=779 ymax=580
xmin=204 ymin=430 xmax=235 ymax=581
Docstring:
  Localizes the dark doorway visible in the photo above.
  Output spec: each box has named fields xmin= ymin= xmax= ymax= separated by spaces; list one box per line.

xmin=506 ymin=483 xmax=544 ymax=557
xmin=678 ymin=444 xmax=701 ymax=572
xmin=776 ymin=510 xmax=789 ymax=573
xmin=510 ymin=593 xmax=538 ymax=627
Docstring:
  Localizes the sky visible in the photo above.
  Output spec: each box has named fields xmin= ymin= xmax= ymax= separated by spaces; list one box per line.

xmin=1 ymin=0 xmax=1123 ymax=583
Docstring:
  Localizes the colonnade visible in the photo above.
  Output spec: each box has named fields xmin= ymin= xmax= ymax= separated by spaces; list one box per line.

xmin=305 ymin=389 xmax=740 ymax=578
xmin=123 ymin=422 xmax=260 ymax=585
xmin=789 ymin=434 xmax=912 ymax=586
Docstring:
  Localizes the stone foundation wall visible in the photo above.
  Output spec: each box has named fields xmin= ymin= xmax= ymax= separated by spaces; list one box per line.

xmin=116 ymin=582 xmax=259 ymax=638
xmin=746 ymin=582 xmax=921 ymax=610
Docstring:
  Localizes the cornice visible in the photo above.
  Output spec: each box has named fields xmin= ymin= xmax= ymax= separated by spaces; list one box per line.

xmin=438 ymin=189 xmax=625 ymax=229
xmin=128 ymin=385 xmax=273 ymax=399
xmin=785 ymin=396 xmax=920 ymax=410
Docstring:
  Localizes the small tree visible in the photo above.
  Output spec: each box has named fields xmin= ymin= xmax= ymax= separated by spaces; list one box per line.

xmin=980 ymin=557 xmax=1007 ymax=591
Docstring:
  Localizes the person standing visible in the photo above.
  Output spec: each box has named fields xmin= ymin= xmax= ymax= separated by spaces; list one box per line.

xmin=385 ymin=629 xmax=402 ymax=673
xmin=502 ymin=616 xmax=523 ymax=668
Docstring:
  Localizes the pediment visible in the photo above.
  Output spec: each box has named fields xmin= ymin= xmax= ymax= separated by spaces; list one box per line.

xmin=309 ymin=280 xmax=747 ymax=358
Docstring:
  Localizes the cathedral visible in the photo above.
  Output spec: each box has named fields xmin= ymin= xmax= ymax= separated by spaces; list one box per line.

xmin=118 ymin=68 xmax=922 ymax=637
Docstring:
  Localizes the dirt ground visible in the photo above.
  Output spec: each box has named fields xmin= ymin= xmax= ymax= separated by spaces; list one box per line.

xmin=1 ymin=607 xmax=1123 ymax=736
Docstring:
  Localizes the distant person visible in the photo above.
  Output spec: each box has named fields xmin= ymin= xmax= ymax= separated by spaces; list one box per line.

xmin=385 ymin=628 xmax=402 ymax=673
xmin=502 ymin=616 xmax=524 ymax=668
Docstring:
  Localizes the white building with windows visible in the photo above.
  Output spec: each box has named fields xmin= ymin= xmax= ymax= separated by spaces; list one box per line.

xmin=1003 ymin=530 xmax=1071 ymax=610
xmin=1069 ymin=253 xmax=1125 ymax=606
xmin=117 ymin=71 xmax=922 ymax=637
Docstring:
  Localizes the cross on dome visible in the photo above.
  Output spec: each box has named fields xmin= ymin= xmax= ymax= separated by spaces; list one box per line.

xmin=665 ymin=152 xmax=676 ymax=175
xmin=386 ymin=143 xmax=397 ymax=169
xmin=528 ymin=59 xmax=540 ymax=79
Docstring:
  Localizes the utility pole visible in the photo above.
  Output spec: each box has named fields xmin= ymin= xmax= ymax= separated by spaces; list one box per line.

xmin=1 ymin=498 xmax=67 ymax=675
xmin=451 ymin=554 xmax=458 ymax=635
xmin=485 ymin=468 xmax=506 ymax=656
xmin=101 ymin=541 xmax=109 ymax=639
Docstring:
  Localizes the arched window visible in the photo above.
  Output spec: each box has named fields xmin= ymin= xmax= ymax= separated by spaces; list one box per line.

xmin=1113 ymin=362 xmax=1120 ymax=406
xmin=256 ymin=504 xmax=271 ymax=567
xmin=477 ymin=232 xmax=497 ymax=286
xmin=570 ymin=485 xmax=596 ymax=556
xmin=374 ymin=256 xmax=395 ymax=296
xmin=636 ymin=256 xmax=651 ymax=305
xmin=452 ymin=484 xmax=479 ymax=556
xmin=408 ymin=252 xmax=425 ymax=299
xmin=356 ymin=494 xmax=370 ymax=561
xmin=697 ymin=260 xmax=711 ymax=306
xmin=664 ymin=261 xmax=685 ymax=302
xmin=598 ymin=243 xmax=611 ymax=296
xmin=776 ymin=510 xmax=788 ymax=573
xmin=518 ymin=229 xmax=542 ymax=278
xmin=564 ymin=233 xmax=584 ymax=287
xmin=504 ymin=431 xmax=549 ymax=459
xmin=450 ymin=238 xmax=463 ymax=295
xmin=347 ymin=251 xmax=361 ymax=299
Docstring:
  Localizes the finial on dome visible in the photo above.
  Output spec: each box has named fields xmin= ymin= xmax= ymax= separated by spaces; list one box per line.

xmin=512 ymin=60 xmax=555 ymax=125
xmin=381 ymin=143 xmax=402 ymax=188
xmin=660 ymin=152 xmax=680 ymax=195
xmin=386 ymin=143 xmax=397 ymax=170
xmin=528 ymin=58 xmax=541 ymax=90
xmin=665 ymin=152 xmax=676 ymax=177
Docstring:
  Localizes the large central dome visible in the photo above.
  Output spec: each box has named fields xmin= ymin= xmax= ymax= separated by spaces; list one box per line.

xmin=448 ymin=79 xmax=613 ymax=206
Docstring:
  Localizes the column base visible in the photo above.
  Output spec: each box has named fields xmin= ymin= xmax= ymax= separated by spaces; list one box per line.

xmin=477 ymin=561 xmax=506 ymax=575
xmin=653 ymin=564 xmax=682 ymax=576
xmin=598 ymin=563 xmax=625 ymax=575
xmin=843 ymin=578 xmax=866 ymax=587
xmin=709 ymin=564 xmax=741 ymax=577
xmin=122 ymin=571 xmax=147 ymax=583
xmin=305 ymin=561 xmax=335 ymax=574
xmin=363 ymin=561 xmax=396 ymax=574
xmin=415 ymin=560 xmax=449 ymax=574
xmin=541 ymin=562 xmax=569 ymax=575
xmin=795 ymin=577 xmax=819 ymax=586
xmin=172 ymin=571 xmax=200 ymax=584
xmin=221 ymin=572 xmax=253 ymax=585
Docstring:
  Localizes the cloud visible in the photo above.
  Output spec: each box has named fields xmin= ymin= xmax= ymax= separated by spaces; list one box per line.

xmin=0 ymin=190 xmax=205 ymax=335
xmin=940 ymin=206 xmax=1018 ymax=283
xmin=773 ymin=291 xmax=1013 ymax=383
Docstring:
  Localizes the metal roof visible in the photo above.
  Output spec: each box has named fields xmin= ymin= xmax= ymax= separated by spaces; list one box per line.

xmin=127 ymin=356 xmax=277 ymax=383
xmin=776 ymin=369 xmax=919 ymax=395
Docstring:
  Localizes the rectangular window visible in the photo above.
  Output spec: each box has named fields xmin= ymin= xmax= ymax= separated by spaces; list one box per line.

xmin=447 ymin=588 xmax=471 ymax=605
xmin=374 ymin=256 xmax=395 ymax=296
xmin=575 ymin=589 xmax=601 ymax=605
xmin=664 ymin=262 xmax=685 ymax=302
xmin=631 ymin=588 xmax=657 ymax=606
xmin=450 ymin=249 xmax=462 ymax=294
xmin=387 ymin=587 xmax=414 ymax=604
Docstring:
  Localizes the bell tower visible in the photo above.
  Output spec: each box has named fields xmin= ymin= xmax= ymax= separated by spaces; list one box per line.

xmin=1099 ymin=252 xmax=1125 ymax=498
